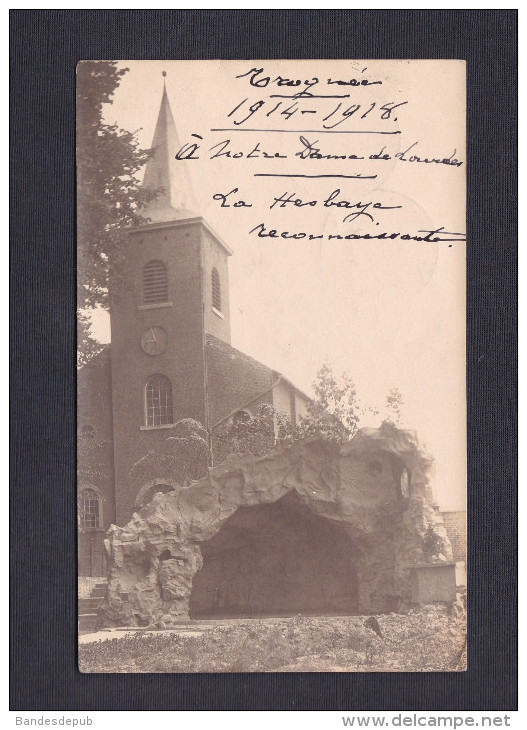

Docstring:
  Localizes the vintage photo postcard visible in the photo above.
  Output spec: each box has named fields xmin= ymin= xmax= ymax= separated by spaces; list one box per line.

xmin=77 ymin=59 xmax=467 ymax=672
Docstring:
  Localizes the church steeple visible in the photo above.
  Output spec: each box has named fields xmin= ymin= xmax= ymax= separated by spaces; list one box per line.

xmin=141 ymin=72 xmax=197 ymax=223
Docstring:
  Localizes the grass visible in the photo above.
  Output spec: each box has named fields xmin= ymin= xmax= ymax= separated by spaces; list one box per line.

xmin=79 ymin=604 xmax=467 ymax=673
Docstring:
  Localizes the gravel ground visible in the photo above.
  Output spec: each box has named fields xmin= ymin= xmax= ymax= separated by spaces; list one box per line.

xmin=79 ymin=603 xmax=467 ymax=673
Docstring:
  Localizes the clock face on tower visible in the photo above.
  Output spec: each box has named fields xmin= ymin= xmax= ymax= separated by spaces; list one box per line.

xmin=141 ymin=326 xmax=168 ymax=356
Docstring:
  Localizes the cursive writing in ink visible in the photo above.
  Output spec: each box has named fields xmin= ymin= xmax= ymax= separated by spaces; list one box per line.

xmin=212 ymin=188 xmax=252 ymax=208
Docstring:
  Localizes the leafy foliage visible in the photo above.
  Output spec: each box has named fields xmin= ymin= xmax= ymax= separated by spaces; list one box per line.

xmin=214 ymin=364 xmax=369 ymax=464
xmin=128 ymin=366 xmax=406 ymax=496
xmin=77 ymin=61 xmax=158 ymax=363
xmin=385 ymin=387 xmax=404 ymax=426
xmin=77 ymin=312 xmax=104 ymax=368
xmin=306 ymin=363 xmax=361 ymax=436
xmin=129 ymin=419 xmax=209 ymax=492
xmin=214 ymin=403 xmax=293 ymax=462
xmin=79 ymin=605 xmax=466 ymax=673
xmin=422 ymin=525 xmax=446 ymax=560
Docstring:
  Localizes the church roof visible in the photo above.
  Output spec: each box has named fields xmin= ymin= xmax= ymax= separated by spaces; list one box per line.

xmin=141 ymin=75 xmax=197 ymax=223
xmin=205 ymin=333 xmax=274 ymax=379
xmin=205 ymin=334 xmax=311 ymax=430
xmin=205 ymin=334 xmax=309 ymax=398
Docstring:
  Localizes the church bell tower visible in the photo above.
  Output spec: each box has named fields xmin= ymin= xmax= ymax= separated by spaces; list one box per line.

xmin=110 ymin=73 xmax=232 ymax=523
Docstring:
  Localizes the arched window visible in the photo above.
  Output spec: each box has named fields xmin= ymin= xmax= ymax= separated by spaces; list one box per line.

xmin=211 ymin=267 xmax=221 ymax=311
xmin=143 ymin=260 xmax=168 ymax=304
xmin=145 ymin=374 xmax=174 ymax=426
xmin=78 ymin=487 xmax=102 ymax=529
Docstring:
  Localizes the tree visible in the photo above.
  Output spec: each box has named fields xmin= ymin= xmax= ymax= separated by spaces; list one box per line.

xmin=385 ymin=387 xmax=404 ymax=426
xmin=129 ymin=419 xmax=209 ymax=498
xmin=77 ymin=312 xmax=106 ymax=369
xmin=129 ymin=368 xmax=400 ymax=502
xmin=214 ymin=403 xmax=296 ymax=462
xmin=214 ymin=364 xmax=369 ymax=464
xmin=77 ymin=61 xmax=157 ymax=364
xmin=298 ymin=363 xmax=363 ymax=441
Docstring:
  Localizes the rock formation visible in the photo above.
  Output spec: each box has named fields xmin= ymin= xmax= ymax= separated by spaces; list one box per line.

xmin=102 ymin=423 xmax=453 ymax=626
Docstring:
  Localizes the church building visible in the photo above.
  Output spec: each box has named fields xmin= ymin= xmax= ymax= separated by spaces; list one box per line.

xmin=78 ymin=80 xmax=310 ymax=576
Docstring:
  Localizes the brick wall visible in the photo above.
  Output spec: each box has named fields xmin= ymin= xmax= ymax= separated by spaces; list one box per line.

xmin=77 ymin=348 xmax=116 ymax=575
xmin=77 ymin=347 xmax=116 ymax=530
xmin=202 ymin=227 xmax=231 ymax=344
xmin=441 ymin=510 xmax=467 ymax=563
xmin=110 ymin=220 xmax=208 ymax=524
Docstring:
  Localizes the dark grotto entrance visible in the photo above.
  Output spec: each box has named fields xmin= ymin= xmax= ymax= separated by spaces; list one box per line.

xmin=189 ymin=492 xmax=359 ymax=618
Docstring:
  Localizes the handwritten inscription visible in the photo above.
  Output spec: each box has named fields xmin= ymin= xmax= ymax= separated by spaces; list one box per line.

xmin=174 ymin=63 xmax=466 ymax=244
xmin=226 ymin=97 xmax=408 ymax=128
xmin=214 ymin=187 xmax=401 ymax=224
xmin=248 ymin=223 xmax=466 ymax=244
xmin=177 ymin=136 xmax=463 ymax=168
xmin=235 ymin=66 xmax=384 ymax=93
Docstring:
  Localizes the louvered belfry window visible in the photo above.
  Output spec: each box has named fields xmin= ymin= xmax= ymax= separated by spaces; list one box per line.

xmin=145 ymin=374 xmax=174 ymax=426
xmin=212 ymin=267 xmax=221 ymax=311
xmin=143 ymin=260 xmax=168 ymax=304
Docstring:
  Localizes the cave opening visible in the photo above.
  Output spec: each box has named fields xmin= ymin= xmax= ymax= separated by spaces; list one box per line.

xmin=189 ymin=491 xmax=359 ymax=618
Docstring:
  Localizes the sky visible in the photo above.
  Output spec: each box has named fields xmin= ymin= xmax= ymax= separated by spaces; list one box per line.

xmin=89 ymin=59 xmax=466 ymax=510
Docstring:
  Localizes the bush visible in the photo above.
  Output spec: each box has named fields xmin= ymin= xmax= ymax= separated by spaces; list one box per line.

xmin=79 ymin=608 xmax=466 ymax=673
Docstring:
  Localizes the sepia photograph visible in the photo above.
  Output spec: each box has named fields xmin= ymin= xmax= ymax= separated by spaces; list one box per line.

xmin=77 ymin=59 xmax=467 ymax=673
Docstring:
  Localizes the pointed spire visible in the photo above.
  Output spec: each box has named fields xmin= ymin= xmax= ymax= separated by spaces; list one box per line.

xmin=141 ymin=73 xmax=197 ymax=223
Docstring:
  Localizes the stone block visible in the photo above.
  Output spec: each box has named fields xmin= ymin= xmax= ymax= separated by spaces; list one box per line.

xmin=410 ymin=563 xmax=457 ymax=604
